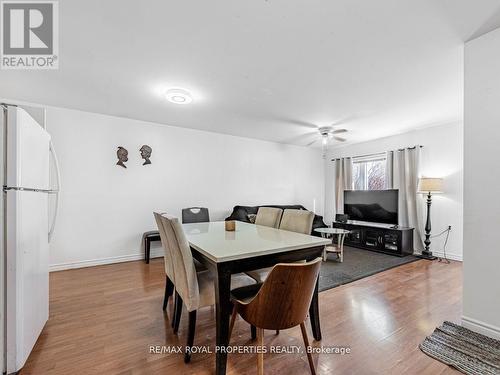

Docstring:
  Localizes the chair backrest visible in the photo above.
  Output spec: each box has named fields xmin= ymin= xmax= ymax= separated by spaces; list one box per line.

xmin=159 ymin=214 xmax=200 ymax=312
xmin=153 ymin=212 xmax=175 ymax=281
xmin=182 ymin=207 xmax=210 ymax=224
xmin=279 ymin=209 xmax=314 ymax=234
xmin=255 ymin=207 xmax=283 ymax=228
xmin=238 ymin=258 xmax=322 ymax=330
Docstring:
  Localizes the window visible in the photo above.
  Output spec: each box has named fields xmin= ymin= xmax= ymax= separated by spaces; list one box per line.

xmin=352 ymin=154 xmax=387 ymax=190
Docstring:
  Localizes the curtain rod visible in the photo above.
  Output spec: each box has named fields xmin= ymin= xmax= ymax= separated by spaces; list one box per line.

xmin=331 ymin=145 xmax=423 ymax=161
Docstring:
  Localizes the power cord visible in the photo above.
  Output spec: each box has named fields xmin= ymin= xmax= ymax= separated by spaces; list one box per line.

xmin=430 ymin=227 xmax=451 ymax=263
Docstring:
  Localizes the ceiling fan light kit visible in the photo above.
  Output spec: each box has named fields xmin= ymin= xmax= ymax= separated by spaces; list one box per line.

xmin=314 ymin=126 xmax=348 ymax=159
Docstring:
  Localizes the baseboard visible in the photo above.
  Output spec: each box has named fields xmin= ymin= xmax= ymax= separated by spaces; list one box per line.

xmin=49 ymin=249 xmax=164 ymax=272
xmin=462 ymin=316 xmax=500 ymax=340
xmin=429 ymin=250 xmax=462 ymax=261
xmin=50 ymin=248 xmax=462 ymax=271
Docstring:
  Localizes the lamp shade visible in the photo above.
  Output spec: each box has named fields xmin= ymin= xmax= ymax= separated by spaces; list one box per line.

xmin=418 ymin=177 xmax=443 ymax=193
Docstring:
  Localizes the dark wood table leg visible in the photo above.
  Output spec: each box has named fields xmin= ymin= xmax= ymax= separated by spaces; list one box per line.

xmin=309 ymin=276 xmax=322 ymax=341
xmin=251 ymin=325 xmax=257 ymax=340
xmin=145 ymin=238 xmax=150 ymax=264
xmin=214 ymin=265 xmax=232 ymax=375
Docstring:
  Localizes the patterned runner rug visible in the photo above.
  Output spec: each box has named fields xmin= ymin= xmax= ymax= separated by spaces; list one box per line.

xmin=420 ymin=321 xmax=500 ymax=375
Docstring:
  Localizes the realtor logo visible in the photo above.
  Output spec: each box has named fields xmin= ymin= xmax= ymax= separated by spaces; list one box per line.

xmin=1 ymin=0 xmax=58 ymax=69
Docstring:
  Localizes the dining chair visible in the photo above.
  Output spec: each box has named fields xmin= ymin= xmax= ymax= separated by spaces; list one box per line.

xmin=153 ymin=212 xmax=175 ymax=311
xmin=229 ymin=258 xmax=322 ymax=375
xmin=247 ymin=209 xmax=315 ymax=283
xmin=279 ymin=208 xmax=315 ymax=235
xmin=254 ymin=207 xmax=283 ymax=228
xmin=158 ymin=214 xmax=256 ymax=363
xmin=182 ymin=207 xmax=210 ymax=224
xmin=154 ymin=212 xmax=208 ymax=328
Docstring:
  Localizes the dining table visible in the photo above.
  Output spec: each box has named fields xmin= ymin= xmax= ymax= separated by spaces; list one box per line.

xmin=182 ymin=220 xmax=330 ymax=375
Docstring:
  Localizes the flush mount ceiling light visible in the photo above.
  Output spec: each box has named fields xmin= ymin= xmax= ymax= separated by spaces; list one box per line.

xmin=164 ymin=88 xmax=193 ymax=104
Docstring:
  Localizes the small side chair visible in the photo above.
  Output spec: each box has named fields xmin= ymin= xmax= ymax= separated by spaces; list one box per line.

xmin=182 ymin=207 xmax=210 ymax=224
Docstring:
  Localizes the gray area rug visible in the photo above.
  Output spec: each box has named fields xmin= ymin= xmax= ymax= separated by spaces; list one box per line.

xmin=319 ymin=246 xmax=419 ymax=292
xmin=420 ymin=321 xmax=500 ymax=375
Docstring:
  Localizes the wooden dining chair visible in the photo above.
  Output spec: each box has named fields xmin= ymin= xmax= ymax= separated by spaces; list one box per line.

xmin=181 ymin=207 xmax=210 ymax=224
xmin=254 ymin=207 xmax=283 ymax=228
xmin=247 ymin=209 xmax=315 ymax=284
xmin=229 ymin=258 xmax=322 ymax=375
xmin=158 ymin=214 xmax=256 ymax=363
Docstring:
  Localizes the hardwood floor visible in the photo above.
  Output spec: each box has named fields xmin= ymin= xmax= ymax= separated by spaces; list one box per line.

xmin=21 ymin=258 xmax=462 ymax=374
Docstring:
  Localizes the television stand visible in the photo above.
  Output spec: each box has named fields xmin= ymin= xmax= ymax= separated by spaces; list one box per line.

xmin=331 ymin=221 xmax=414 ymax=256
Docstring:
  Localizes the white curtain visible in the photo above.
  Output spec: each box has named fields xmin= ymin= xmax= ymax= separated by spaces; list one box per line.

xmin=333 ymin=157 xmax=353 ymax=216
xmin=385 ymin=151 xmax=394 ymax=188
xmin=389 ymin=147 xmax=424 ymax=254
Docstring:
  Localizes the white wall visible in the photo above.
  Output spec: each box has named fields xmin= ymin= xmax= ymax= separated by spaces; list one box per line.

xmin=324 ymin=122 xmax=464 ymax=261
xmin=463 ymin=27 xmax=500 ymax=339
xmin=0 ymin=106 xmax=4 ymax=373
xmin=45 ymin=107 xmax=324 ymax=270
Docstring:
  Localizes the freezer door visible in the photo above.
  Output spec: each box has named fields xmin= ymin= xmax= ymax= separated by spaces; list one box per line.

xmin=5 ymin=190 xmax=49 ymax=373
xmin=6 ymin=107 xmax=51 ymax=190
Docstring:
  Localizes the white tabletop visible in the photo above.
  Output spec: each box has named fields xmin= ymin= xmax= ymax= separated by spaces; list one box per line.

xmin=182 ymin=221 xmax=330 ymax=263
xmin=314 ymin=228 xmax=350 ymax=234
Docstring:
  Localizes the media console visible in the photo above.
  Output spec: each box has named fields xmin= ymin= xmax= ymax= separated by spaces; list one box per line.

xmin=331 ymin=221 xmax=414 ymax=256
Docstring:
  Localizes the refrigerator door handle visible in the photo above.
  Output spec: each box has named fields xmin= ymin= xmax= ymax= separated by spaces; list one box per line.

xmin=48 ymin=139 xmax=61 ymax=242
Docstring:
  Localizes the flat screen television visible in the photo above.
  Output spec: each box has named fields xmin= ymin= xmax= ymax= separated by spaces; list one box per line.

xmin=344 ymin=190 xmax=399 ymax=225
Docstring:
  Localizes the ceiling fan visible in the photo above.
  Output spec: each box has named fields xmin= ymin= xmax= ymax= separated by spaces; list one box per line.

xmin=304 ymin=126 xmax=348 ymax=158
xmin=279 ymin=117 xmax=351 ymax=157
xmin=306 ymin=126 xmax=348 ymax=146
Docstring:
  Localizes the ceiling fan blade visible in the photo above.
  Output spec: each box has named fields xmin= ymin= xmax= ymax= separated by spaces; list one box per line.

xmin=304 ymin=131 xmax=319 ymax=136
xmin=282 ymin=131 xmax=317 ymax=144
xmin=333 ymin=136 xmax=347 ymax=142
xmin=280 ymin=118 xmax=318 ymax=129
xmin=296 ymin=122 xmax=320 ymax=129
xmin=306 ymin=138 xmax=319 ymax=146
xmin=332 ymin=129 xmax=348 ymax=134
xmin=330 ymin=115 xmax=358 ymax=127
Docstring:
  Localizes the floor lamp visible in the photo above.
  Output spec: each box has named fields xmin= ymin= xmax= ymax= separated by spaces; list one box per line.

xmin=417 ymin=177 xmax=444 ymax=260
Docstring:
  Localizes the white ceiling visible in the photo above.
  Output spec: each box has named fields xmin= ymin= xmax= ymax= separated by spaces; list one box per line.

xmin=2 ymin=0 xmax=500 ymax=147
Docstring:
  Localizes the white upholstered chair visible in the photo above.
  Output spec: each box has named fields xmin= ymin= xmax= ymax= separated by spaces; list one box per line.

xmin=157 ymin=214 xmax=256 ymax=362
xmin=154 ymin=211 xmax=206 ymax=328
xmin=280 ymin=209 xmax=315 ymax=235
xmin=254 ymin=207 xmax=283 ymax=228
xmin=153 ymin=212 xmax=175 ymax=311
xmin=246 ymin=207 xmax=284 ymax=282
xmin=247 ymin=209 xmax=316 ymax=284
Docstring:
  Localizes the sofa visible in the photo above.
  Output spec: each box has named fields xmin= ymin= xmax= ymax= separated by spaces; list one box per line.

xmin=225 ymin=205 xmax=327 ymax=236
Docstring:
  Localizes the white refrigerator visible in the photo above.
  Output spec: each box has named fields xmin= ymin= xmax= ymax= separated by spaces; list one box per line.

xmin=1 ymin=105 xmax=60 ymax=374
